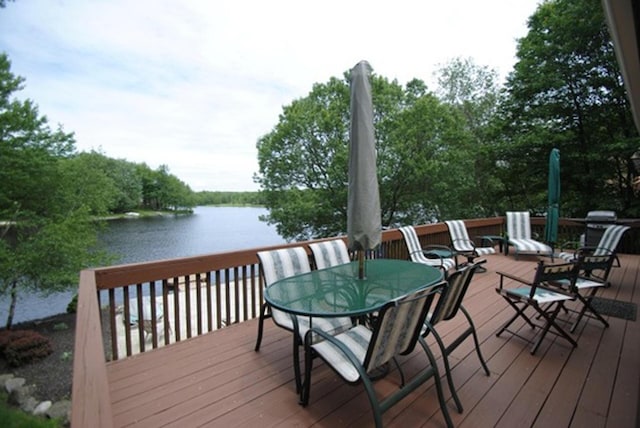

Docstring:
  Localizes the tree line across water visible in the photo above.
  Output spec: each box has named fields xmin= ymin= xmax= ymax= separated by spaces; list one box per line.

xmin=55 ymin=152 xmax=263 ymax=214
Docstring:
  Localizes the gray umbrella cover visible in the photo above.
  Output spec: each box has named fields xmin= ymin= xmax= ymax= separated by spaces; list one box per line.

xmin=347 ymin=60 xmax=381 ymax=252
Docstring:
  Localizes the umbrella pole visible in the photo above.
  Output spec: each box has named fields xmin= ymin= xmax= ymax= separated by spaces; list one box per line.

xmin=358 ymin=250 xmax=365 ymax=279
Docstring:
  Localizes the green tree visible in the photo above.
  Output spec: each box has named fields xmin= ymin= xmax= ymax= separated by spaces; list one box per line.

xmin=255 ymin=70 xmax=472 ymax=241
xmin=495 ymin=0 xmax=639 ymax=217
xmin=435 ymin=57 xmax=500 ymax=132
xmin=59 ymin=153 xmax=119 ymax=215
xmin=75 ymin=152 xmax=143 ymax=213
xmin=434 ymin=57 xmax=504 ymax=217
xmin=255 ymin=77 xmax=351 ymax=241
xmin=0 ymin=54 xmax=108 ymax=328
xmin=137 ymin=163 xmax=194 ymax=211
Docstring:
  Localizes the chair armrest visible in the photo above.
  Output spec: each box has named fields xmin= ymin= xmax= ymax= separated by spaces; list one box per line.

xmin=423 ymin=244 xmax=454 ymax=252
xmin=421 ymin=245 xmax=455 ymax=259
xmin=572 ymin=246 xmax=598 ymax=257
xmin=496 ymin=271 xmax=533 ymax=290
xmin=471 ymin=235 xmax=488 ymax=246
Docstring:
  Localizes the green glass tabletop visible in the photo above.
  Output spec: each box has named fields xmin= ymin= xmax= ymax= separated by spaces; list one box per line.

xmin=264 ymin=259 xmax=444 ymax=318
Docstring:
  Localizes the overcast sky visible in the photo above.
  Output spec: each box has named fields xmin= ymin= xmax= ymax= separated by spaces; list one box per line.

xmin=1 ymin=0 xmax=541 ymax=191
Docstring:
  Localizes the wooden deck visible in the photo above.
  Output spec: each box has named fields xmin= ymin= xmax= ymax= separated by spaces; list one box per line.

xmin=103 ymin=253 xmax=639 ymax=428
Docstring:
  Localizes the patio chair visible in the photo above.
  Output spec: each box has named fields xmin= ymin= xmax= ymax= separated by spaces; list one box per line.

xmin=309 ymin=239 xmax=351 ymax=269
xmin=505 ymin=211 xmax=553 ymax=259
xmin=255 ymin=247 xmax=354 ymax=392
xmin=399 ymin=225 xmax=457 ymax=276
xmin=558 ymin=224 xmax=630 ymax=268
xmin=300 ymin=282 xmax=454 ymax=428
xmin=551 ymin=253 xmax=616 ymax=332
xmin=421 ymin=260 xmax=490 ymax=413
xmin=495 ymin=260 xmax=579 ymax=354
xmin=445 ymin=220 xmax=496 ymax=272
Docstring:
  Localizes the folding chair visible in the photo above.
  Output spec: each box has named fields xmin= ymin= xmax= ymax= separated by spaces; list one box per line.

xmin=495 ymin=261 xmax=578 ymax=354
xmin=300 ymin=283 xmax=453 ymax=428
xmin=506 ymin=211 xmax=553 ymax=259
xmin=445 ymin=220 xmax=496 ymax=271
xmin=422 ymin=261 xmax=490 ymax=413
xmin=553 ymin=254 xmax=616 ymax=332
xmin=399 ymin=225 xmax=457 ymax=276
xmin=255 ymin=247 xmax=353 ymax=392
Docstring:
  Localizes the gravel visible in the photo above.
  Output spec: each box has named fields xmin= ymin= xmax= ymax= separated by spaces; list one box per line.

xmin=0 ymin=312 xmax=77 ymax=403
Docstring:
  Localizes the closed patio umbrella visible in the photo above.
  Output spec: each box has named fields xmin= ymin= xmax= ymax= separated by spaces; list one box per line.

xmin=544 ymin=148 xmax=560 ymax=250
xmin=347 ymin=60 xmax=381 ymax=279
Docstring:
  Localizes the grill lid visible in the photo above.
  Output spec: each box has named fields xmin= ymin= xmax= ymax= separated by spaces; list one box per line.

xmin=585 ymin=210 xmax=617 ymax=222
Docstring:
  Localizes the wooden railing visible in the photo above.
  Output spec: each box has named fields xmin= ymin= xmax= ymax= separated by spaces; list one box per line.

xmin=88 ymin=217 xmax=502 ymax=361
xmin=71 ymin=216 xmax=638 ymax=427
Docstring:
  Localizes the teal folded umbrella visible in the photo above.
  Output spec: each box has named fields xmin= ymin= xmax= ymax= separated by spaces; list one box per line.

xmin=544 ymin=148 xmax=560 ymax=247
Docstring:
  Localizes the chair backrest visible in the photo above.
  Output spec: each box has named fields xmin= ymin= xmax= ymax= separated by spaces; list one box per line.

xmin=577 ymin=253 xmax=616 ymax=282
xmin=363 ymin=282 xmax=445 ymax=374
xmin=257 ymin=246 xmax=311 ymax=286
xmin=507 ymin=211 xmax=531 ymax=239
xmin=506 ymin=211 xmax=532 ymax=240
xmin=445 ymin=220 xmax=474 ymax=252
xmin=398 ymin=226 xmax=423 ymax=262
xmin=530 ymin=261 xmax=578 ymax=297
xmin=309 ymin=239 xmax=351 ymax=269
xmin=429 ymin=262 xmax=480 ymax=324
xmin=594 ymin=225 xmax=630 ymax=256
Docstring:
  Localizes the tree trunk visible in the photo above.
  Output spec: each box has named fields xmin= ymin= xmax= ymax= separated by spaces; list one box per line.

xmin=5 ymin=280 xmax=18 ymax=330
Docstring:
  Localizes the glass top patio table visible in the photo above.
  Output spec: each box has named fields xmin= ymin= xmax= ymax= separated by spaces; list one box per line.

xmin=264 ymin=259 xmax=444 ymax=318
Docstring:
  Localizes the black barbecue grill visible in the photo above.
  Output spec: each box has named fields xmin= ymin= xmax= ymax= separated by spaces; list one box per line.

xmin=582 ymin=210 xmax=617 ymax=247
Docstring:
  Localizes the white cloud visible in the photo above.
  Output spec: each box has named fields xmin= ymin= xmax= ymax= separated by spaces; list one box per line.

xmin=0 ymin=0 xmax=540 ymax=191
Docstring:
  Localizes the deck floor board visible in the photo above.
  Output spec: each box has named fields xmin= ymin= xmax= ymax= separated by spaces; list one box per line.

xmin=105 ymin=253 xmax=640 ymax=427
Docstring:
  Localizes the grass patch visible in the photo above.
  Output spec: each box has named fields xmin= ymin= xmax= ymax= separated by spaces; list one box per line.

xmin=0 ymin=393 xmax=62 ymax=427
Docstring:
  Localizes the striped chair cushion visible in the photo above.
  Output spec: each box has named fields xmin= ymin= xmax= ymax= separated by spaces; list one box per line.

xmin=558 ymin=225 xmax=630 ymax=262
xmin=594 ymin=225 xmax=630 ymax=255
xmin=475 ymin=246 xmax=496 ymax=256
xmin=509 ymin=238 xmax=552 ymax=254
xmin=311 ymin=325 xmax=371 ymax=382
xmin=506 ymin=211 xmax=552 ymax=256
xmin=309 ymin=239 xmax=351 ymax=269
xmin=311 ymin=287 xmax=434 ymax=383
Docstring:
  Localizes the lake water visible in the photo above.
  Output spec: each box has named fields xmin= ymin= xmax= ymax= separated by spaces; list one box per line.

xmin=0 ymin=206 xmax=285 ymax=325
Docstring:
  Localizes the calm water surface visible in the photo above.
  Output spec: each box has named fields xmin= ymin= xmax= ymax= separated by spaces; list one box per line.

xmin=1 ymin=206 xmax=285 ymax=324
